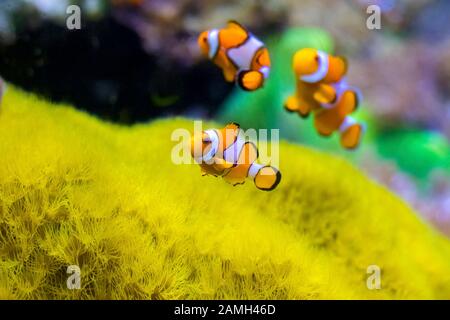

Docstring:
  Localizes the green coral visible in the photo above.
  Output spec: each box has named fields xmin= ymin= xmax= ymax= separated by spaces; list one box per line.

xmin=376 ymin=129 xmax=450 ymax=180
xmin=0 ymin=86 xmax=449 ymax=299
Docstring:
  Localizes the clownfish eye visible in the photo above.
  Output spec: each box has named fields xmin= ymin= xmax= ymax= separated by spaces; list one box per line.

xmin=315 ymin=55 xmax=319 ymax=62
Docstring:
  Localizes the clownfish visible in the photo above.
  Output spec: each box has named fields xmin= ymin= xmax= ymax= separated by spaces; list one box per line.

xmin=284 ymin=48 xmax=365 ymax=149
xmin=198 ymin=21 xmax=271 ymax=91
xmin=190 ymin=123 xmax=281 ymax=191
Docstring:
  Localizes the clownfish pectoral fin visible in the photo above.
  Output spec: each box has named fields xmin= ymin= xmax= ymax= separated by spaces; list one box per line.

xmin=313 ymin=84 xmax=337 ymax=104
xmin=227 ymin=20 xmax=248 ymax=33
xmin=222 ymin=66 xmax=236 ymax=83
xmin=284 ymin=95 xmax=299 ymax=112
xmin=212 ymin=158 xmax=235 ymax=172
xmin=339 ymin=117 xmax=365 ymax=150
xmin=237 ymin=70 xmax=264 ymax=91
xmin=284 ymin=96 xmax=311 ymax=118
xmin=251 ymin=165 xmax=281 ymax=191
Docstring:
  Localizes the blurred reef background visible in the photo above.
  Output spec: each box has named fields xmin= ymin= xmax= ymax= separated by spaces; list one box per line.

xmin=0 ymin=0 xmax=449 ymax=236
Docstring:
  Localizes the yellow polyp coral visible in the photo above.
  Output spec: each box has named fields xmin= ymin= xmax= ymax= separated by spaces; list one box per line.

xmin=0 ymin=85 xmax=449 ymax=300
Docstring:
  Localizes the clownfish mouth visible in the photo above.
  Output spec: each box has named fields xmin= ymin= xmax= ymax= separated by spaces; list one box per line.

xmin=300 ymin=50 xmax=329 ymax=83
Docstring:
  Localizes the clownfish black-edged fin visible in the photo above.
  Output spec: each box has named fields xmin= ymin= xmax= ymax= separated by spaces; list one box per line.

xmin=227 ymin=20 xmax=249 ymax=33
xmin=284 ymin=96 xmax=311 ymax=118
xmin=254 ymin=166 xmax=282 ymax=191
xmin=237 ymin=70 xmax=264 ymax=91
xmin=224 ymin=122 xmax=240 ymax=131
xmin=219 ymin=123 xmax=241 ymax=152
xmin=284 ymin=96 xmax=299 ymax=112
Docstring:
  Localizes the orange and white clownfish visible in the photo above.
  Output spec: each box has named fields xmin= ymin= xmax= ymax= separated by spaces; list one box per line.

xmin=190 ymin=123 xmax=281 ymax=191
xmin=314 ymin=79 xmax=366 ymax=149
xmin=284 ymin=48 xmax=365 ymax=149
xmin=198 ymin=21 xmax=271 ymax=91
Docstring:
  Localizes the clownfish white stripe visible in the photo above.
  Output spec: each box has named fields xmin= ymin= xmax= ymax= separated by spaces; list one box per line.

xmin=339 ymin=116 xmax=357 ymax=133
xmin=260 ymin=66 xmax=270 ymax=79
xmin=228 ymin=35 xmax=264 ymax=71
xmin=301 ymin=50 xmax=329 ymax=83
xmin=223 ymin=129 xmax=246 ymax=164
xmin=203 ymin=129 xmax=220 ymax=162
xmin=248 ymin=162 xmax=263 ymax=179
xmin=208 ymin=29 xmax=220 ymax=59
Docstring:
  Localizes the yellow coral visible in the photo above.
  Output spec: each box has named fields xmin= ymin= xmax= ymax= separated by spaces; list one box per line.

xmin=0 ymin=85 xmax=449 ymax=299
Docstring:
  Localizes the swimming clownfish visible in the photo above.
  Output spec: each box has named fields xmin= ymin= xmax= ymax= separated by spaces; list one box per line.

xmin=284 ymin=48 xmax=365 ymax=149
xmin=190 ymin=123 xmax=281 ymax=191
xmin=198 ymin=21 xmax=271 ymax=91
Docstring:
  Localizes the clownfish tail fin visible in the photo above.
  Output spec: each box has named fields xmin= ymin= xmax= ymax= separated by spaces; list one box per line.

xmin=339 ymin=117 xmax=366 ymax=150
xmin=249 ymin=163 xmax=281 ymax=191
xmin=237 ymin=70 xmax=264 ymax=91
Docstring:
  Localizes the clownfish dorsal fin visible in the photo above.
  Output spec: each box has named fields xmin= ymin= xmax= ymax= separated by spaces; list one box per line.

xmin=227 ymin=20 xmax=248 ymax=33
xmin=220 ymin=123 xmax=240 ymax=151
xmin=225 ymin=122 xmax=240 ymax=130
